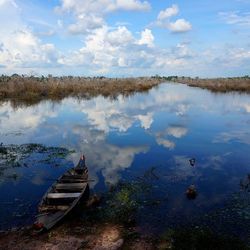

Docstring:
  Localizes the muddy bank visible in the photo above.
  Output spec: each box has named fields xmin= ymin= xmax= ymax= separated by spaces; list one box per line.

xmin=0 ymin=223 xmax=128 ymax=250
xmin=0 ymin=216 xmax=248 ymax=250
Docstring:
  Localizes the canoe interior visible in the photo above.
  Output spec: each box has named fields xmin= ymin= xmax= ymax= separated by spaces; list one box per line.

xmin=35 ymin=165 xmax=89 ymax=231
xmin=47 ymin=192 xmax=82 ymax=199
xmin=55 ymin=183 xmax=86 ymax=189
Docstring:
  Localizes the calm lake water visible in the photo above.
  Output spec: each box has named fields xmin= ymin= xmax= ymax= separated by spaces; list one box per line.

xmin=0 ymin=83 xmax=249 ymax=238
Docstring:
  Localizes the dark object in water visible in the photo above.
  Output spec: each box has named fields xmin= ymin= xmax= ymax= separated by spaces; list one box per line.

xmin=33 ymin=155 xmax=89 ymax=232
xmin=189 ymin=158 xmax=196 ymax=167
xmin=240 ymin=173 xmax=250 ymax=192
xmin=186 ymin=185 xmax=197 ymax=200
xmin=86 ymin=194 xmax=102 ymax=208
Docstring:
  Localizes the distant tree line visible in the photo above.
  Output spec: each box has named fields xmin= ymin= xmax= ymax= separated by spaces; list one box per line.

xmin=0 ymin=73 xmax=249 ymax=83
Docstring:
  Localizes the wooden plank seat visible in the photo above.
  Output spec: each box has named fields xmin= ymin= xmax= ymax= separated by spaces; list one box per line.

xmin=55 ymin=183 xmax=86 ymax=190
xmin=39 ymin=205 xmax=69 ymax=212
xmin=61 ymin=176 xmax=85 ymax=180
xmin=47 ymin=193 xmax=81 ymax=199
xmin=58 ymin=179 xmax=86 ymax=183
xmin=63 ymin=173 xmax=84 ymax=178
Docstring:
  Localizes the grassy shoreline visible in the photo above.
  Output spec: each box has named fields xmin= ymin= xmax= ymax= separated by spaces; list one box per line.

xmin=0 ymin=75 xmax=249 ymax=106
xmin=0 ymin=75 xmax=162 ymax=106
xmin=170 ymin=76 xmax=250 ymax=93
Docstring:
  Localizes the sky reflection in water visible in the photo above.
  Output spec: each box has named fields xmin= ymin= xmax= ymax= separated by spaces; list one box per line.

xmin=0 ymin=83 xmax=249 ymax=232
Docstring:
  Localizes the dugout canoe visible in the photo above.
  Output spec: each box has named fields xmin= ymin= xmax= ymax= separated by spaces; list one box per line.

xmin=33 ymin=155 xmax=89 ymax=232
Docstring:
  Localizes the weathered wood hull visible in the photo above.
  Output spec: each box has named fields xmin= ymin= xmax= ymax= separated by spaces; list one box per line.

xmin=34 ymin=164 xmax=89 ymax=231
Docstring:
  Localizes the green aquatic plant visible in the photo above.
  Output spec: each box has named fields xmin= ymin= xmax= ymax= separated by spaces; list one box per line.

xmin=0 ymin=143 xmax=75 ymax=181
xmin=103 ymin=181 xmax=142 ymax=224
xmin=83 ymin=172 xmax=158 ymax=226
xmin=91 ymin=168 xmax=161 ymax=225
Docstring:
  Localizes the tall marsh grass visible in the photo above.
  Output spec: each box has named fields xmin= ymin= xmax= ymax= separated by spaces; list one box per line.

xmin=171 ymin=76 xmax=250 ymax=93
xmin=0 ymin=75 xmax=162 ymax=105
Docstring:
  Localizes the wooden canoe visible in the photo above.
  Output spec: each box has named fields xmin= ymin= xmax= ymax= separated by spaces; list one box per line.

xmin=34 ymin=156 xmax=89 ymax=232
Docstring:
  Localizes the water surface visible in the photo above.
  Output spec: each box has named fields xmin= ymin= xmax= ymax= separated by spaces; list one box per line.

xmin=0 ymin=83 xmax=249 ymax=238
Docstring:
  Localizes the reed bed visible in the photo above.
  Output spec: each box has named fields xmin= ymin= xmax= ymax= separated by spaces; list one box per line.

xmin=1 ymin=75 xmax=249 ymax=107
xmin=0 ymin=76 xmax=162 ymax=105
xmin=171 ymin=76 xmax=250 ymax=93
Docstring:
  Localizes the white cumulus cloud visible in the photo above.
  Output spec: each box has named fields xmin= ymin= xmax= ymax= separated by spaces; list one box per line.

xmin=57 ymin=0 xmax=150 ymax=34
xmin=168 ymin=19 xmax=192 ymax=33
xmin=157 ymin=4 xmax=179 ymax=20
xmin=137 ymin=28 xmax=154 ymax=47
xmin=0 ymin=0 xmax=60 ymax=71
xmin=154 ymin=4 xmax=192 ymax=33
xmin=58 ymin=24 xmax=194 ymax=74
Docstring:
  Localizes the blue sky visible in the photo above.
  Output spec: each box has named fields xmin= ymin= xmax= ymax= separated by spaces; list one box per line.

xmin=0 ymin=0 xmax=250 ymax=77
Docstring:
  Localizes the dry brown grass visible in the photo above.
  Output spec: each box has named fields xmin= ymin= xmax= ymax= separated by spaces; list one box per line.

xmin=171 ymin=76 xmax=250 ymax=93
xmin=0 ymin=76 xmax=162 ymax=105
xmin=1 ymin=75 xmax=249 ymax=107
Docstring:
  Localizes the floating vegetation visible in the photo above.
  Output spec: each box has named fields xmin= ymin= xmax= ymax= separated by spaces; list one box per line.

xmin=0 ymin=143 xmax=75 ymax=182
xmin=104 ymin=181 xmax=144 ymax=224
xmin=0 ymin=143 xmax=76 ymax=230
xmin=84 ymin=180 xmax=149 ymax=225
xmin=188 ymin=190 xmax=250 ymax=245
xmin=84 ymin=167 xmax=168 ymax=226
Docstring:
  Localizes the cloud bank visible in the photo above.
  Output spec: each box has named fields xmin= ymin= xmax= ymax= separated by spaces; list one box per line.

xmin=0 ymin=0 xmax=249 ymax=76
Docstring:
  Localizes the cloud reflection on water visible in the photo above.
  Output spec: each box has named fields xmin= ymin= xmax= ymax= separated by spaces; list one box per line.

xmin=0 ymin=83 xmax=250 ymax=186
xmin=71 ymin=125 xmax=149 ymax=185
xmin=1 ymin=83 xmax=250 ymax=233
xmin=213 ymin=130 xmax=250 ymax=145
